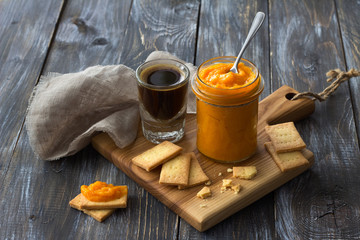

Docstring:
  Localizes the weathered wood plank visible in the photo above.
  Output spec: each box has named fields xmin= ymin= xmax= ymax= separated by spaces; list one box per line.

xmin=0 ymin=0 xmax=135 ymax=239
xmin=179 ymin=0 xmax=274 ymax=238
xmin=336 ymin=0 xmax=360 ymax=147
xmin=119 ymin=0 xmax=199 ymax=68
xmin=1 ymin=0 xmax=199 ymax=239
xmin=269 ymin=0 xmax=360 ymax=239
xmin=41 ymin=0 xmax=132 ymax=73
xmin=0 ymin=0 xmax=64 ymax=180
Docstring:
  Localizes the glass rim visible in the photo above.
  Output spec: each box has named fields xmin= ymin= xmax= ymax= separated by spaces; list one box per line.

xmin=136 ymin=59 xmax=190 ymax=90
xmin=196 ymin=56 xmax=260 ymax=91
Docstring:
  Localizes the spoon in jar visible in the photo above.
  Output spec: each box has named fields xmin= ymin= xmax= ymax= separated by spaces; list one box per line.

xmin=230 ymin=12 xmax=265 ymax=74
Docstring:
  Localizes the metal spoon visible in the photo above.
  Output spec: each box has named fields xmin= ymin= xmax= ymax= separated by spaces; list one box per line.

xmin=230 ymin=12 xmax=265 ymax=74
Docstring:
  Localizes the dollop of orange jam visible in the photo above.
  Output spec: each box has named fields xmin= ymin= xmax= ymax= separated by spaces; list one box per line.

xmin=81 ymin=181 xmax=127 ymax=202
xmin=198 ymin=62 xmax=256 ymax=89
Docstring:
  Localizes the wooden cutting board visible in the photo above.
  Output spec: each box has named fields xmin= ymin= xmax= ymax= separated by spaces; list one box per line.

xmin=91 ymin=85 xmax=315 ymax=232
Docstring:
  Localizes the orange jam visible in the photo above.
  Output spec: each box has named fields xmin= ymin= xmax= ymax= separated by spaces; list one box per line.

xmin=191 ymin=57 xmax=264 ymax=162
xmin=198 ymin=62 xmax=256 ymax=89
xmin=81 ymin=181 xmax=128 ymax=202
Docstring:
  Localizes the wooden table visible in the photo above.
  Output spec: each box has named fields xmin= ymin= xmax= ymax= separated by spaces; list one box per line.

xmin=1 ymin=0 xmax=359 ymax=239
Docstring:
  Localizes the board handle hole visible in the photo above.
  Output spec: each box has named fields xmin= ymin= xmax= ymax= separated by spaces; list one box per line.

xmin=285 ymin=93 xmax=296 ymax=100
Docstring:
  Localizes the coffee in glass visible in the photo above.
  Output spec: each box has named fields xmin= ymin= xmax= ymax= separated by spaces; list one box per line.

xmin=136 ymin=59 xmax=190 ymax=144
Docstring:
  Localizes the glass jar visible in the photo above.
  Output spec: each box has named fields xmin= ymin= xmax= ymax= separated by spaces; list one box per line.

xmin=191 ymin=56 xmax=264 ymax=163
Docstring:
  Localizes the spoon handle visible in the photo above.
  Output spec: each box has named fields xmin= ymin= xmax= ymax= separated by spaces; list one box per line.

xmin=231 ymin=12 xmax=265 ymax=73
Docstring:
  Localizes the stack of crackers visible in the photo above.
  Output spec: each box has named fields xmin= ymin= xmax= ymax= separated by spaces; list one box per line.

xmin=69 ymin=186 xmax=128 ymax=222
xmin=264 ymin=122 xmax=310 ymax=172
xmin=132 ymin=141 xmax=209 ymax=189
xmin=131 ymin=141 xmax=262 ymax=200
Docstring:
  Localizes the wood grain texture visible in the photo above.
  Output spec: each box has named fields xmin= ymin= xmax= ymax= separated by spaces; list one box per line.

xmin=0 ymin=0 xmax=139 ymax=239
xmin=0 ymin=0 xmax=64 ymax=182
xmin=42 ymin=0 xmax=133 ymax=73
xmin=1 ymin=139 xmax=140 ymax=239
xmin=336 ymin=0 xmax=360 ymax=146
xmin=1 ymin=0 xmax=200 ymax=239
xmin=182 ymin=0 xmax=273 ymax=237
xmin=119 ymin=0 xmax=200 ymax=69
xmin=269 ymin=0 xmax=360 ymax=239
xmin=92 ymin=86 xmax=315 ymax=232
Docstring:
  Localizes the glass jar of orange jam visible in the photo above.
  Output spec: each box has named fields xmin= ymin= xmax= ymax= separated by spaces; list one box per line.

xmin=191 ymin=56 xmax=264 ymax=163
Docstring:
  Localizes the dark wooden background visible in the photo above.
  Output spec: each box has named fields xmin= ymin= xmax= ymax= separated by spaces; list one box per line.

xmin=1 ymin=0 xmax=359 ymax=239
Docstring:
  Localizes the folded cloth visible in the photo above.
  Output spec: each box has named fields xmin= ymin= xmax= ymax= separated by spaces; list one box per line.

xmin=26 ymin=51 xmax=196 ymax=160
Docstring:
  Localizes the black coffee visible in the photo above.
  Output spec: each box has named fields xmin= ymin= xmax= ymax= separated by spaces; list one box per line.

xmin=147 ymin=69 xmax=180 ymax=86
xmin=139 ymin=65 xmax=187 ymax=120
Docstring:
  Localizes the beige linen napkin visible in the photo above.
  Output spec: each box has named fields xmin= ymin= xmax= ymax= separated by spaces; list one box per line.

xmin=26 ymin=51 xmax=196 ymax=160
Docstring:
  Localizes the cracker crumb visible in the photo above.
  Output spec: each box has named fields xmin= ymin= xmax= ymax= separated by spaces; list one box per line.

xmin=227 ymin=168 xmax=233 ymax=173
xmin=222 ymin=179 xmax=232 ymax=188
xmin=196 ymin=187 xmax=212 ymax=199
xmin=205 ymin=181 xmax=212 ymax=186
xmin=233 ymin=166 xmax=257 ymax=180
xmin=200 ymin=204 xmax=207 ymax=208
xmin=231 ymin=184 xmax=241 ymax=194
xmin=218 ymin=172 xmax=222 ymax=176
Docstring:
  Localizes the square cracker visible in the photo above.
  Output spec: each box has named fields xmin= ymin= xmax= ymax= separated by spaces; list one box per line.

xmin=264 ymin=142 xmax=309 ymax=172
xmin=69 ymin=194 xmax=115 ymax=222
xmin=132 ymin=141 xmax=182 ymax=172
xmin=79 ymin=186 xmax=128 ymax=210
xmin=159 ymin=153 xmax=191 ymax=186
xmin=178 ymin=152 xmax=209 ymax=189
xmin=265 ymin=122 xmax=306 ymax=153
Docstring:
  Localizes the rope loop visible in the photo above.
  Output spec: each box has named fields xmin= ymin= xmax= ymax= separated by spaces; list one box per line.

xmin=291 ymin=69 xmax=360 ymax=101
